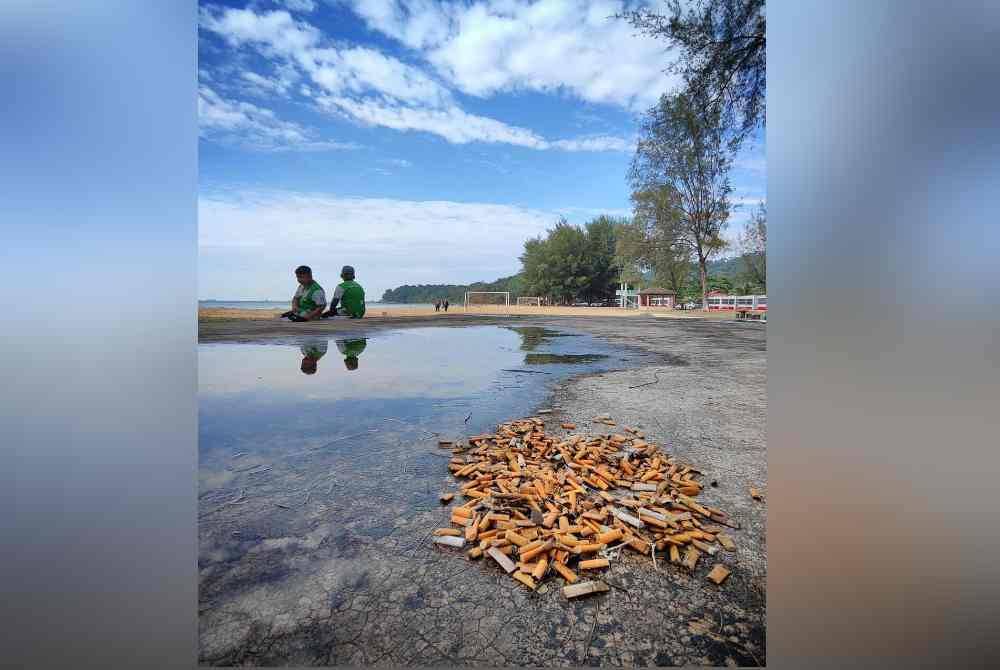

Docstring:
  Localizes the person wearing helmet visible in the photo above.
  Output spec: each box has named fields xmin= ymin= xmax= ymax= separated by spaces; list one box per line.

xmin=322 ymin=265 xmax=366 ymax=318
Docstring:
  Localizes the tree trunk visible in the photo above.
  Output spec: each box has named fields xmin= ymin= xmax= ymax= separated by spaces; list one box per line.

xmin=699 ymin=255 xmax=708 ymax=310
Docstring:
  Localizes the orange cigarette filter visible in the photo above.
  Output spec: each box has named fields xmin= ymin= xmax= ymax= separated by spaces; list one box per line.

xmin=531 ymin=558 xmax=548 ymax=580
xmin=578 ymin=558 xmax=610 ymax=570
xmin=505 ymin=530 xmax=529 ymax=547
xmin=512 ymin=571 xmax=537 ymax=590
xmin=552 ymin=560 xmax=578 ymax=583
xmin=520 ymin=539 xmax=554 ymax=562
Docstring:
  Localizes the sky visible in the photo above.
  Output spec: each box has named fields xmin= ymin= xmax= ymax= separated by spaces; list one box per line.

xmin=198 ymin=0 xmax=766 ymax=300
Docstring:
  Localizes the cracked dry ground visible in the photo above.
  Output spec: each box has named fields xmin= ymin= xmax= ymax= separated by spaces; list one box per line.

xmin=199 ymin=316 xmax=766 ymax=666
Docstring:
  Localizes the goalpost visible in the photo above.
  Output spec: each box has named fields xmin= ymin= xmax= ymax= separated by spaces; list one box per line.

xmin=516 ymin=296 xmax=542 ymax=307
xmin=464 ymin=291 xmax=510 ymax=313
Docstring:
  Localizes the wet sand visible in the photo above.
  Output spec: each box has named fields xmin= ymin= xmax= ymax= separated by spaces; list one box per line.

xmin=198 ymin=313 xmax=766 ymax=666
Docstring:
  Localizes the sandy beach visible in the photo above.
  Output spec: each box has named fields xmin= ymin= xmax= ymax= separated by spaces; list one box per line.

xmin=199 ymin=304 xmax=740 ymax=322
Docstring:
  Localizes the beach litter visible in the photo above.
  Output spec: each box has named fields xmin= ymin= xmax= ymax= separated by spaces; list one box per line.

xmin=430 ymin=416 xmax=740 ymax=598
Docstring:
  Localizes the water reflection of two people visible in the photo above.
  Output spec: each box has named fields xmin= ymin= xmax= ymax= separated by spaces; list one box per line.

xmin=299 ymin=338 xmax=367 ymax=374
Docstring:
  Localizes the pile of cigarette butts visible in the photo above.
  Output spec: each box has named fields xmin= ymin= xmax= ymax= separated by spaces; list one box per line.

xmin=432 ymin=415 xmax=739 ymax=598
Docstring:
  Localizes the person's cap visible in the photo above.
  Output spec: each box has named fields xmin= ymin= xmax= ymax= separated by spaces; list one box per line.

xmin=340 ymin=265 xmax=355 ymax=278
xmin=295 ymin=265 xmax=312 ymax=275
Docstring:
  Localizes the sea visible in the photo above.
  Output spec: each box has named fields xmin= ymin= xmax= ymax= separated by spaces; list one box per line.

xmin=199 ymin=300 xmax=436 ymax=311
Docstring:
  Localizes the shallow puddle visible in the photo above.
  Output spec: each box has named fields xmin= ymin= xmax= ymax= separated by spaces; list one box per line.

xmin=198 ymin=325 xmax=645 ymax=614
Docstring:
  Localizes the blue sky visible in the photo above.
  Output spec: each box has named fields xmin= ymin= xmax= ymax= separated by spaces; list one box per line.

xmin=199 ymin=0 xmax=766 ymax=300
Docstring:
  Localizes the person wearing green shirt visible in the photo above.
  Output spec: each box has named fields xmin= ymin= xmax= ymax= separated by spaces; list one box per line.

xmin=299 ymin=339 xmax=328 ymax=375
xmin=280 ymin=265 xmax=326 ymax=322
xmin=335 ymin=338 xmax=367 ymax=371
xmin=322 ymin=265 xmax=366 ymax=319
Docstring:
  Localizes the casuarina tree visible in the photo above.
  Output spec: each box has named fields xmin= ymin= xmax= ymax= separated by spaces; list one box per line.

xmin=629 ymin=92 xmax=732 ymax=309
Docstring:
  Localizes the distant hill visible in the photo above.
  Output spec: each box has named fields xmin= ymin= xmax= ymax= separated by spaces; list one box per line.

xmin=706 ymin=256 xmax=745 ymax=280
xmin=380 ymin=274 xmax=522 ymax=304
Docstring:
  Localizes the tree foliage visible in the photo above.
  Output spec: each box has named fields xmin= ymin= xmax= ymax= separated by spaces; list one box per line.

xmin=739 ymin=201 xmax=766 ymax=290
xmin=616 ymin=189 xmax=692 ymax=298
xmin=520 ymin=216 xmax=626 ymax=304
xmin=620 ymin=0 xmax=765 ymax=146
xmin=629 ymin=91 xmax=732 ymax=308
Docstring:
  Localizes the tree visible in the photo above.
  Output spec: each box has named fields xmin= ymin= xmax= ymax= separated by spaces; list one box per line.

xmin=616 ymin=191 xmax=692 ymax=299
xmin=620 ymin=0 xmax=765 ymax=147
xmin=629 ymin=92 xmax=732 ymax=309
xmin=521 ymin=219 xmax=589 ymax=304
xmin=582 ymin=215 xmax=626 ymax=302
xmin=739 ymin=201 xmax=766 ymax=290
xmin=521 ymin=216 xmax=624 ymax=304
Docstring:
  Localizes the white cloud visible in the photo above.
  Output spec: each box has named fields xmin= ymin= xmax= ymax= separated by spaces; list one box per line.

xmin=316 ymin=94 xmax=549 ymax=147
xmin=549 ymin=135 xmax=634 ymax=152
xmin=200 ymin=5 xmax=633 ymax=151
xmin=382 ymin=158 xmax=412 ymax=167
xmin=198 ymin=85 xmax=360 ymax=151
xmin=198 ymin=189 xmax=564 ymax=298
xmin=240 ymin=70 xmax=293 ymax=97
xmin=350 ymin=0 xmax=679 ymax=110
xmin=278 ymin=0 xmax=316 ymax=12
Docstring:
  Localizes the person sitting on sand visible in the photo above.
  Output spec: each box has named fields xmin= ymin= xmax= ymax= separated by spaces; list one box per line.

xmin=299 ymin=339 xmax=328 ymax=375
xmin=322 ymin=265 xmax=366 ymax=319
xmin=335 ymin=338 xmax=367 ymax=371
xmin=280 ymin=265 xmax=326 ymax=322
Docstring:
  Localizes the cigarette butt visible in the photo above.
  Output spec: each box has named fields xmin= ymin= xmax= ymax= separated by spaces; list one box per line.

xmin=669 ymin=544 xmax=680 ymax=564
xmin=506 ymin=530 xmax=529 ymax=547
xmin=512 ymin=571 xmax=537 ymax=590
xmin=682 ymin=546 xmax=701 ymax=570
xmin=531 ymin=558 xmax=548 ymax=580
xmin=717 ymin=533 xmax=737 ymax=551
xmin=542 ymin=512 xmax=558 ymax=528
xmin=596 ymin=529 xmax=623 ymax=544
xmin=520 ymin=539 xmax=554 ymax=562
xmin=575 ymin=543 xmax=605 ymax=554
xmin=749 ymin=487 xmax=764 ymax=500
xmin=578 ymin=558 xmax=610 ymax=570
xmin=552 ymin=560 xmax=578 ymax=583
xmin=559 ymin=516 xmax=569 ymax=530
xmin=487 ymin=547 xmax=516 ymax=573
xmin=561 ymin=423 xmax=576 ymax=429
xmin=563 ymin=580 xmax=609 ymax=599
xmin=434 ymin=528 xmax=462 ymax=537
xmin=706 ymin=564 xmax=731 ymax=584
xmin=626 ymin=536 xmax=650 ymax=554
xmin=433 ymin=536 xmax=465 ymax=548
xmin=467 ymin=546 xmax=483 ymax=559
xmin=452 ymin=507 xmax=473 ymax=518
xmin=440 ymin=493 xmax=454 ymax=503
xmin=498 ymin=544 xmax=515 ymax=555
xmin=465 ymin=520 xmax=479 ymax=542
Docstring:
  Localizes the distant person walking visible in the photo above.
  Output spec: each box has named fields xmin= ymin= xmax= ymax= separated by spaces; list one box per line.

xmin=434 ymin=299 xmax=440 ymax=312
xmin=280 ymin=265 xmax=326 ymax=322
xmin=322 ymin=265 xmax=366 ymax=319
xmin=443 ymin=299 xmax=449 ymax=312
